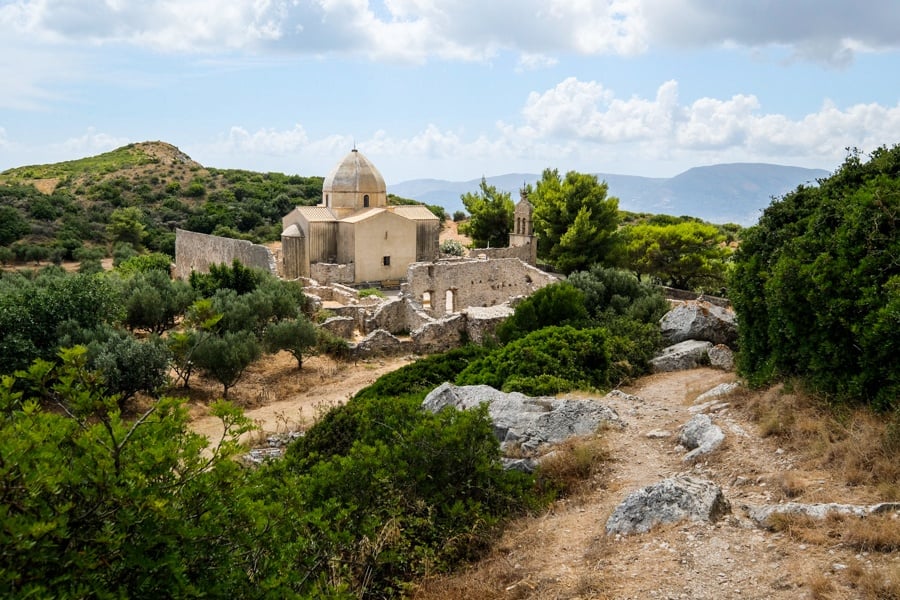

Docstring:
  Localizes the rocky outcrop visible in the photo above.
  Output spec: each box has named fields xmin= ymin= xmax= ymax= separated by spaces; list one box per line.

xmin=660 ymin=301 xmax=738 ymax=346
xmin=605 ymin=476 xmax=730 ymax=535
xmin=707 ymin=344 xmax=735 ymax=371
xmin=422 ymin=383 xmax=622 ymax=454
xmin=747 ymin=502 xmax=900 ymax=528
xmin=364 ymin=296 xmax=431 ymax=336
xmin=679 ymin=413 xmax=725 ymax=461
xmin=650 ymin=340 xmax=713 ymax=373
xmin=462 ymin=305 xmax=514 ymax=344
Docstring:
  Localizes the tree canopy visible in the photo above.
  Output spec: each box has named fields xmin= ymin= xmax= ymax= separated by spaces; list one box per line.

xmin=730 ymin=145 xmax=900 ymax=409
xmin=529 ymin=169 xmax=620 ymax=273
xmin=616 ymin=220 xmax=732 ymax=290
xmin=459 ymin=178 xmax=514 ymax=248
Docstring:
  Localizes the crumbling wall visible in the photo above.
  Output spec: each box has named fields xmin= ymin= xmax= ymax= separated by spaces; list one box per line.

xmin=310 ymin=262 xmax=355 ymax=284
xmin=364 ymin=296 xmax=432 ymax=335
xmin=467 ymin=243 xmax=536 ymax=265
xmin=174 ymin=229 xmax=276 ymax=280
xmin=405 ymin=258 xmax=557 ymax=317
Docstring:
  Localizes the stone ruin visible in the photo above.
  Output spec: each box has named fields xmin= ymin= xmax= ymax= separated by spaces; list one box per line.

xmin=303 ymin=256 xmax=559 ymax=358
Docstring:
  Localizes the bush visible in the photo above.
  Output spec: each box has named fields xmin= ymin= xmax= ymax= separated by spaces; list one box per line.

xmin=354 ymin=345 xmax=490 ymax=401
xmin=456 ymin=326 xmax=611 ymax=394
xmin=283 ymin=393 xmax=537 ymax=596
xmin=730 ymin=146 xmax=900 ymax=409
xmin=496 ymin=282 xmax=589 ymax=343
xmin=440 ymin=239 xmax=466 ymax=256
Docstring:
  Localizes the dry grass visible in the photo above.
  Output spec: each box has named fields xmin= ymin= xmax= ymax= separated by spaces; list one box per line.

xmin=847 ymin=562 xmax=900 ymax=600
xmin=809 ymin=560 xmax=900 ymax=600
xmin=536 ymin=434 xmax=613 ymax=501
xmin=766 ymin=512 xmax=900 ymax=553
xmin=734 ymin=381 xmax=900 ymax=499
xmin=772 ymin=471 xmax=809 ymax=500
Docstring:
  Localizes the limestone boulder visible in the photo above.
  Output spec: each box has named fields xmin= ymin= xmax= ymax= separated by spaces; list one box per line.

xmin=678 ymin=413 xmax=725 ymax=461
xmin=650 ymin=340 xmax=713 ymax=373
xmin=660 ymin=301 xmax=737 ymax=346
xmin=747 ymin=502 xmax=900 ymax=528
xmin=707 ymin=344 xmax=735 ymax=370
xmin=422 ymin=383 xmax=622 ymax=454
xmin=605 ymin=476 xmax=730 ymax=535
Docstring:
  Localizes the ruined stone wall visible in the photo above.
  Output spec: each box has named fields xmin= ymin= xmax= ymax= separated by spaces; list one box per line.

xmin=467 ymin=243 xmax=536 ymax=265
xmin=310 ymin=262 xmax=355 ymax=284
xmin=405 ymin=258 xmax=557 ymax=317
xmin=174 ymin=229 xmax=276 ymax=280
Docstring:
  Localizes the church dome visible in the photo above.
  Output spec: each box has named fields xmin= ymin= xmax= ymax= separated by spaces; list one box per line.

xmin=323 ymin=149 xmax=386 ymax=194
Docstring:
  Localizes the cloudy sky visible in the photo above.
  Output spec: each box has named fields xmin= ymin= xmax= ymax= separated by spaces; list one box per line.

xmin=1 ymin=0 xmax=899 ymax=183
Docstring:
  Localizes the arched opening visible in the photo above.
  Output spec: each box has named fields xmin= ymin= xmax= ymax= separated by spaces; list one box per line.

xmin=363 ymin=194 xmax=370 ymax=208
xmin=422 ymin=291 xmax=432 ymax=310
xmin=445 ymin=289 xmax=456 ymax=314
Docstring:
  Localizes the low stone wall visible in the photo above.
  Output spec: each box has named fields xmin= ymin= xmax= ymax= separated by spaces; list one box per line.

xmin=467 ymin=243 xmax=536 ymax=265
xmin=174 ymin=229 xmax=276 ymax=280
xmin=310 ymin=262 xmax=355 ymax=285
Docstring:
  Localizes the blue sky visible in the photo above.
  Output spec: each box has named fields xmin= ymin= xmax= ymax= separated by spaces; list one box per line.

xmin=2 ymin=0 xmax=900 ymax=184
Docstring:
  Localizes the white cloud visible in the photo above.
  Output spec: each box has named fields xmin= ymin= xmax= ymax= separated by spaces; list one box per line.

xmin=508 ymin=77 xmax=900 ymax=171
xmin=516 ymin=53 xmax=559 ymax=72
xmin=642 ymin=0 xmax=900 ymax=66
xmin=1 ymin=0 xmax=648 ymax=61
xmin=6 ymin=0 xmax=897 ymax=66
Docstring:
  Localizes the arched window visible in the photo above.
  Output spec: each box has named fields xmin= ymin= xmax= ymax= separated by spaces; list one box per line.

xmin=445 ymin=289 xmax=456 ymax=314
xmin=363 ymin=194 xmax=370 ymax=208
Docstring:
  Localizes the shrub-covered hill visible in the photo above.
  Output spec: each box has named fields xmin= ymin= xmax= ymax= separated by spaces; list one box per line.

xmin=0 ymin=141 xmax=325 ymax=260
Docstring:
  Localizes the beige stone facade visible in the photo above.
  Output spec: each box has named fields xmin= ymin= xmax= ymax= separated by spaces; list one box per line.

xmin=281 ymin=149 xmax=440 ymax=285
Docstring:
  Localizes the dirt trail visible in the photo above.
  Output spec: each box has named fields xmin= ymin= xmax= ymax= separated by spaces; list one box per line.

xmin=417 ymin=368 xmax=896 ymax=599
xmin=187 ymin=360 xmax=897 ymax=599
xmin=188 ymin=353 xmax=413 ymax=446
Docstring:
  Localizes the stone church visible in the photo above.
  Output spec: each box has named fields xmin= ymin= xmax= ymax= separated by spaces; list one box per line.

xmin=281 ymin=149 xmax=440 ymax=285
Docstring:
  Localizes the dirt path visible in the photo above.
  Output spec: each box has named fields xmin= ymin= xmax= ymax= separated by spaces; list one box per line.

xmin=416 ymin=368 xmax=896 ymax=599
xmin=186 ymin=359 xmax=896 ymax=598
xmin=188 ymin=353 xmax=413 ymax=446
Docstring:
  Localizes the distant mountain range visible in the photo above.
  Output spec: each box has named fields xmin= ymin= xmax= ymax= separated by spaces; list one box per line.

xmin=390 ymin=163 xmax=831 ymax=226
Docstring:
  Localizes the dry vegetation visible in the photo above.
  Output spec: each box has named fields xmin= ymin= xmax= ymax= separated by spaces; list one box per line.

xmin=738 ymin=381 xmax=900 ymax=500
xmin=402 ymin=369 xmax=900 ymax=600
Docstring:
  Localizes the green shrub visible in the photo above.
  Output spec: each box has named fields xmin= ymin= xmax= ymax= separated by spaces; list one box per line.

xmin=496 ymin=283 xmax=589 ymax=343
xmin=354 ymin=345 xmax=490 ymax=401
xmin=283 ymin=393 xmax=537 ymax=596
xmin=730 ymin=146 xmax=900 ymax=409
xmin=456 ymin=326 xmax=611 ymax=394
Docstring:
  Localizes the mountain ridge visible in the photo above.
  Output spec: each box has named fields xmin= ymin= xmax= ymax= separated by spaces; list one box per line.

xmin=390 ymin=163 xmax=830 ymax=226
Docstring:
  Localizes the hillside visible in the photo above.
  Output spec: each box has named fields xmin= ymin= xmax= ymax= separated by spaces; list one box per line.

xmin=0 ymin=141 xmax=324 ymax=259
xmin=390 ymin=163 xmax=830 ymax=226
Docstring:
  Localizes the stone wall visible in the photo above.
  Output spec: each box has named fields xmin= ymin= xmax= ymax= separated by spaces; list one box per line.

xmin=466 ymin=243 xmax=536 ymax=265
xmin=174 ymin=229 xmax=276 ymax=280
xmin=405 ymin=257 xmax=558 ymax=317
xmin=310 ymin=262 xmax=355 ymax=284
